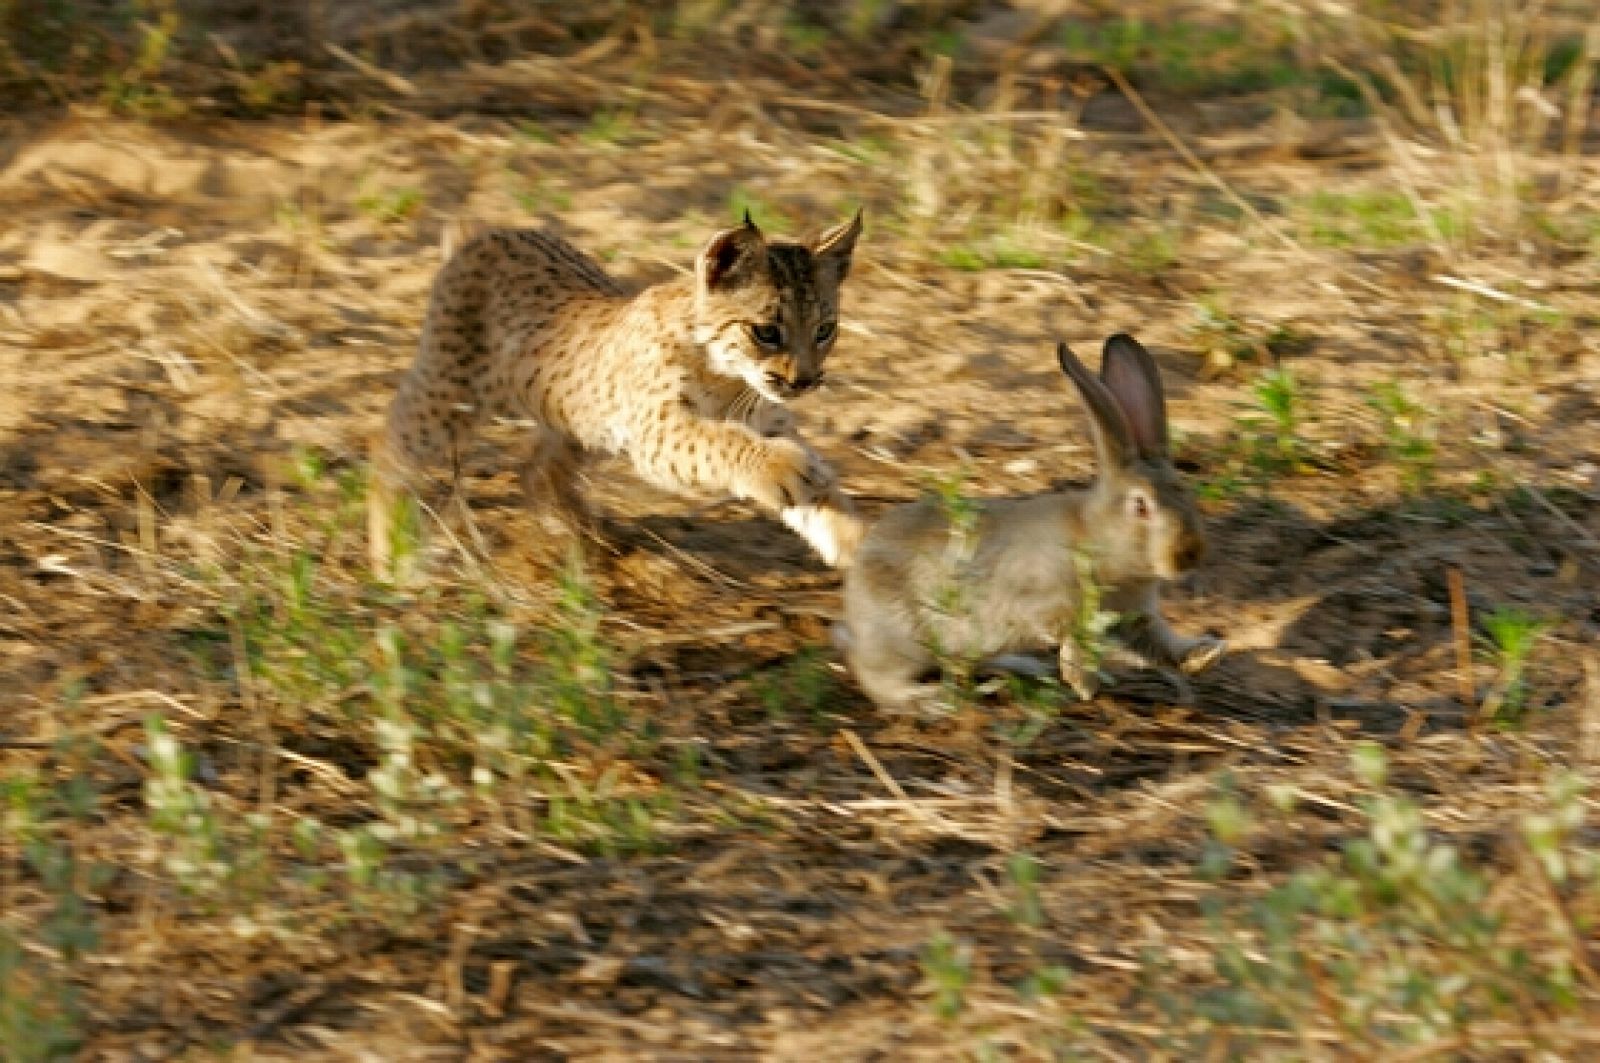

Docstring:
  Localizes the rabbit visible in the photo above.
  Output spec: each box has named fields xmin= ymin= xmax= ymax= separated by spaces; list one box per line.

xmin=834 ymin=333 xmax=1227 ymax=713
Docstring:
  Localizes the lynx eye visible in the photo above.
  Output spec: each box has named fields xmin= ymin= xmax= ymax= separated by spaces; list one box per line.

xmin=814 ymin=321 xmax=837 ymax=345
xmin=750 ymin=323 xmax=783 ymax=348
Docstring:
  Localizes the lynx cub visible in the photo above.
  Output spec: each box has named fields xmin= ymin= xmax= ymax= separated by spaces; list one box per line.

xmin=369 ymin=211 xmax=866 ymax=573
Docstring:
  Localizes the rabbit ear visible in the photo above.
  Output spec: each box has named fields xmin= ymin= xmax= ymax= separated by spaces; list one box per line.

xmin=1057 ymin=342 xmax=1134 ymax=470
xmin=1099 ymin=333 xmax=1169 ymax=459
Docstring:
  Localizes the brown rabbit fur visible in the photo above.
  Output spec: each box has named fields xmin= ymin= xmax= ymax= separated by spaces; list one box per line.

xmin=836 ymin=334 xmax=1226 ymax=713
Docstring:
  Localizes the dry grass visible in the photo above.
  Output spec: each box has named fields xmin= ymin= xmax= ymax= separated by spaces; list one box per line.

xmin=2 ymin=1 xmax=1599 ymax=1059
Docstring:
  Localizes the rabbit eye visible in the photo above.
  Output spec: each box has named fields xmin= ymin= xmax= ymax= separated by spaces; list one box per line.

xmin=1131 ymin=493 xmax=1152 ymax=520
xmin=815 ymin=321 xmax=837 ymax=345
xmin=750 ymin=323 xmax=783 ymax=348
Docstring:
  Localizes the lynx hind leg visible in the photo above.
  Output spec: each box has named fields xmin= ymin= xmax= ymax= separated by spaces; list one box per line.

xmin=520 ymin=428 xmax=599 ymax=539
xmin=368 ymin=382 xmax=468 ymax=578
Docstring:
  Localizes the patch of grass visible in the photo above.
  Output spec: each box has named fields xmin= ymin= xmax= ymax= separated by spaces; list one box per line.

xmin=581 ymin=106 xmax=635 ymax=147
xmin=0 ymin=688 xmax=104 ymax=1060
xmin=1248 ymin=366 xmax=1306 ymax=469
xmin=781 ymin=13 xmax=829 ymax=56
xmin=1478 ymin=606 xmax=1549 ymax=725
xmin=1059 ymin=17 xmax=1310 ymax=98
xmin=1299 ymin=190 xmax=1422 ymax=249
xmin=1118 ymin=225 xmax=1179 ymax=276
xmin=1149 ymin=749 xmax=1598 ymax=1053
xmin=938 ymin=230 xmax=1048 ymax=272
xmin=1200 ymin=367 xmax=1312 ymax=497
xmin=100 ymin=0 xmax=184 ymax=118
xmin=1187 ymin=296 xmax=1306 ymax=375
xmin=355 ymin=185 xmax=424 ymax=226
xmin=507 ymin=169 xmax=573 ymax=215
xmin=1425 ymin=291 xmax=1566 ymax=371
xmin=726 ymin=185 xmax=789 ymax=232
xmin=921 ymin=932 xmax=973 ymax=1021
xmin=1323 ymin=2 xmax=1598 ymax=256
xmin=1367 ymin=380 xmax=1437 ymax=493
xmin=753 ymin=646 xmax=836 ymax=723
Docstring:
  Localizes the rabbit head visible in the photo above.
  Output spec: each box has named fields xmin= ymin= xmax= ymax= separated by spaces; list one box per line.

xmin=1057 ymin=334 xmax=1206 ymax=582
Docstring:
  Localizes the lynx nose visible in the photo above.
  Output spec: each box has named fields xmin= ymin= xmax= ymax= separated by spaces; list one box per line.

xmin=791 ymin=371 xmax=824 ymax=394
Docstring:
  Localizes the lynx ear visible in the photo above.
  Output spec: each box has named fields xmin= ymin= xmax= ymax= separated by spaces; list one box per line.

xmin=698 ymin=215 xmax=765 ymax=291
xmin=813 ymin=208 xmax=863 ymax=279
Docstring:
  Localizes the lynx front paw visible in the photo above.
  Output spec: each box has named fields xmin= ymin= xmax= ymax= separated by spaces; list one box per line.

xmin=747 ymin=438 xmax=833 ymax=511
xmin=781 ymin=496 xmax=866 ymax=568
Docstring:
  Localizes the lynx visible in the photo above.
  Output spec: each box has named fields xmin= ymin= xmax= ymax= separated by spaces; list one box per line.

xmin=369 ymin=211 xmax=866 ymax=574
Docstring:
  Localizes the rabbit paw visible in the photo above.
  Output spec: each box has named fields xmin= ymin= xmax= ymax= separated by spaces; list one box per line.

xmin=1178 ymin=636 xmax=1228 ymax=675
xmin=1057 ymin=643 xmax=1102 ymax=702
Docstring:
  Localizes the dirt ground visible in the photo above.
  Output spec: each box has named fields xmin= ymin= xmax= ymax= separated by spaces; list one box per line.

xmin=3 ymin=3 xmax=1600 ymax=1059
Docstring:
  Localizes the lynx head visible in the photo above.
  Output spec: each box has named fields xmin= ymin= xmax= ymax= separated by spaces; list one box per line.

xmin=692 ymin=209 xmax=862 ymax=403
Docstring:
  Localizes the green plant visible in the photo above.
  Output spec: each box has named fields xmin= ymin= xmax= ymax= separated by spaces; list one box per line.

xmin=1120 ymin=225 xmax=1180 ymax=276
xmin=1151 ymin=749 xmax=1599 ymax=1054
xmin=1324 ymin=0 xmax=1599 ymax=257
xmin=922 ymin=932 xmax=973 ymax=1020
xmin=1004 ymin=852 xmax=1045 ymax=929
xmin=726 ymin=185 xmax=788 ymax=232
xmin=1366 ymin=379 xmax=1437 ymax=492
xmin=0 ymin=693 xmax=107 ymax=1060
xmin=144 ymin=716 xmax=252 ymax=898
xmin=1238 ymin=366 xmax=1307 ymax=476
xmin=356 ymin=185 xmax=424 ymax=226
xmin=1478 ymin=606 xmax=1548 ymax=724
xmin=754 ymin=646 xmax=836 ymax=722
xmin=943 ymin=230 xmax=1050 ymax=271
xmin=1300 ymin=189 xmax=1422 ymax=249
xmin=101 ymin=0 xmax=184 ymax=117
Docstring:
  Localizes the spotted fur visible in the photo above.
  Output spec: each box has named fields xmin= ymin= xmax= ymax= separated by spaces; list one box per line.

xmin=369 ymin=212 xmax=866 ymax=573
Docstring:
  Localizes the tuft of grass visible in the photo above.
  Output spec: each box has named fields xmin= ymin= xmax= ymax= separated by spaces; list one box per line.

xmin=1248 ymin=366 xmax=1306 ymax=468
xmin=921 ymin=932 xmax=974 ymax=1021
xmin=1324 ymin=0 xmax=1599 ymax=258
xmin=1147 ymin=749 xmax=1600 ymax=1053
xmin=1478 ymin=606 xmax=1549 ymax=725
xmin=938 ymin=230 xmax=1048 ymax=272
xmin=753 ymin=646 xmax=836 ymax=723
xmin=1300 ymin=189 xmax=1422 ymax=249
xmin=1367 ymin=379 xmax=1437 ymax=493
xmin=726 ymin=185 xmax=789 ymax=232
xmin=355 ymin=185 xmax=425 ymax=226
xmin=1058 ymin=16 xmax=1347 ymax=104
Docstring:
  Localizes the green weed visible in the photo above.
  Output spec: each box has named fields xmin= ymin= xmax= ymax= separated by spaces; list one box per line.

xmin=1367 ymin=380 xmax=1437 ymax=493
xmin=1478 ymin=606 xmax=1548 ymax=725
xmin=356 ymin=185 xmax=425 ymax=226
xmin=1151 ymin=749 xmax=1598 ymax=1052
xmin=922 ymin=932 xmax=974 ymax=1021
xmin=754 ymin=646 xmax=836 ymax=723
xmin=1246 ymin=366 xmax=1307 ymax=471
xmin=1300 ymin=190 xmax=1421 ymax=249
